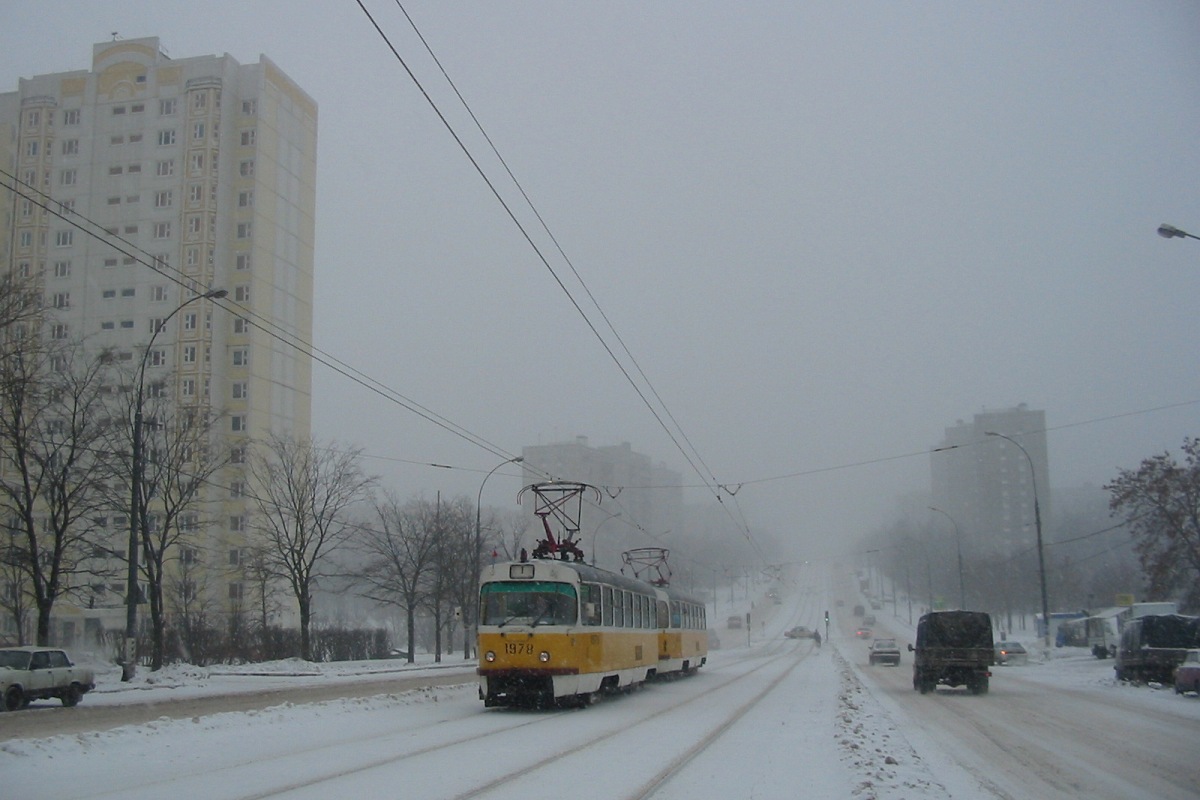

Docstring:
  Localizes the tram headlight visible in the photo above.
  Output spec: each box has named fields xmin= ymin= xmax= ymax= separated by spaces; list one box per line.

xmin=539 ymin=651 xmax=550 ymax=663
xmin=485 ymin=650 xmax=496 ymax=662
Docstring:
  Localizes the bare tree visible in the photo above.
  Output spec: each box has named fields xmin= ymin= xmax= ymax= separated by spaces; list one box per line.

xmin=1107 ymin=437 xmax=1200 ymax=612
xmin=248 ymin=434 xmax=374 ymax=661
xmin=104 ymin=384 xmax=230 ymax=670
xmin=356 ymin=493 xmax=441 ymax=664
xmin=0 ymin=339 xmax=116 ymax=645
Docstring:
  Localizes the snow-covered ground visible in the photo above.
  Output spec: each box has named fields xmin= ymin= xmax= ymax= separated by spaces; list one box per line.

xmin=4 ymin=573 xmax=1199 ymax=799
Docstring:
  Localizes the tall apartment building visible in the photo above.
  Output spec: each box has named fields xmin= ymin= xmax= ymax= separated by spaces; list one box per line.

xmin=521 ymin=436 xmax=683 ymax=569
xmin=930 ymin=404 xmax=1050 ymax=555
xmin=0 ymin=38 xmax=317 ymax=644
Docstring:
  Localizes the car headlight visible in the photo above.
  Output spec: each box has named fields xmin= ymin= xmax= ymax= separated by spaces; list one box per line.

xmin=539 ymin=651 xmax=550 ymax=663
xmin=485 ymin=651 xmax=496 ymax=662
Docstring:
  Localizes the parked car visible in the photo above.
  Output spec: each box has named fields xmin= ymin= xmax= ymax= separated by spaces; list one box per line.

xmin=994 ymin=641 xmax=1028 ymax=666
xmin=727 ymin=615 xmax=744 ymax=629
xmin=869 ymin=638 xmax=901 ymax=666
xmin=855 ymin=627 xmax=873 ymax=639
xmin=785 ymin=626 xmax=812 ymax=639
xmin=862 ymin=614 xmax=877 ymax=626
xmin=0 ymin=646 xmax=95 ymax=711
xmin=1174 ymin=649 xmax=1200 ymax=694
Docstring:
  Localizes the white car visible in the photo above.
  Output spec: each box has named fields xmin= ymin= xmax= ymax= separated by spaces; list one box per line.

xmin=0 ymin=646 xmax=96 ymax=711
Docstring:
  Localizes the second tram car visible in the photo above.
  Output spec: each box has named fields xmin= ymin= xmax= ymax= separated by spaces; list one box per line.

xmin=477 ymin=556 xmax=707 ymax=708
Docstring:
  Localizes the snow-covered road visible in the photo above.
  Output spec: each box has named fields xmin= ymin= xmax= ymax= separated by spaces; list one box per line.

xmin=3 ymin=567 xmax=1198 ymax=799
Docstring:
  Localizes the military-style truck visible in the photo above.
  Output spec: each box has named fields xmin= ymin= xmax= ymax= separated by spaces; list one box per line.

xmin=908 ymin=610 xmax=994 ymax=695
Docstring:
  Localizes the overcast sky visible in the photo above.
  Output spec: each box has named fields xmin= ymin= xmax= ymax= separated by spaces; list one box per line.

xmin=3 ymin=2 xmax=1198 ymax=559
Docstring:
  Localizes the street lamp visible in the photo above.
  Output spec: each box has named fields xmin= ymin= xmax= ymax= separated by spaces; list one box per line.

xmin=929 ymin=506 xmax=965 ymax=610
xmin=985 ymin=430 xmax=1050 ymax=659
xmin=589 ymin=511 xmax=622 ymax=567
xmin=123 ymin=287 xmax=227 ymax=681
xmin=472 ymin=456 xmax=523 ymax=654
xmin=1157 ymin=223 xmax=1200 ymax=241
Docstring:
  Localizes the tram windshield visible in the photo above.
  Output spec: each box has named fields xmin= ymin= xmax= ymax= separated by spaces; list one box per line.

xmin=481 ymin=582 xmax=578 ymax=627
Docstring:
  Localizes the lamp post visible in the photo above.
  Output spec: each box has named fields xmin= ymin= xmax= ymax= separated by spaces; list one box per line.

xmin=472 ymin=456 xmax=523 ymax=654
xmin=123 ymin=288 xmax=226 ymax=681
xmin=1157 ymin=223 xmax=1200 ymax=241
xmin=589 ymin=511 xmax=623 ymax=567
xmin=985 ymin=430 xmax=1050 ymax=659
xmin=928 ymin=506 xmax=965 ymax=610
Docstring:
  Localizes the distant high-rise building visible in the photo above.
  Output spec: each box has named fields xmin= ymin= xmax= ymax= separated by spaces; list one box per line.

xmin=0 ymin=38 xmax=317 ymax=643
xmin=931 ymin=404 xmax=1049 ymax=554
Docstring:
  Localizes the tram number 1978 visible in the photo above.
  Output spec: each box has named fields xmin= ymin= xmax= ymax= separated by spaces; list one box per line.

xmin=504 ymin=642 xmax=534 ymax=655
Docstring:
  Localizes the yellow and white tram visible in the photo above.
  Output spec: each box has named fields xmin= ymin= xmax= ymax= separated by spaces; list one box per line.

xmin=477 ymin=556 xmax=707 ymax=708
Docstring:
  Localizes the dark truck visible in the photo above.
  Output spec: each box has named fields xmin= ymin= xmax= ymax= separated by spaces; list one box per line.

xmin=908 ymin=610 xmax=994 ymax=695
xmin=1114 ymin=614 xmax=1200 ymax=684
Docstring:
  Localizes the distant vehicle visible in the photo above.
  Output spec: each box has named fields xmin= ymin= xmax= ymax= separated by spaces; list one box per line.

xmin=1115 ymin=614 xmax=1200 ymax=684
xmin=727 ymin=615 xmax=744 ymax=629
xmin=0 ymin=646 xmax=95 ymax=711
xmin=1173 ymin=649 xmax=1200 ymax=694
xmin=869 ymin=638 xmax=901 ymax=666
xmin=869 ymin=599 xmax=882 ymax=610
xmin=853 ymin=604 xmax=865 ymax=617
xmin=1085 ymin=615 xmax=1119 ymax=659
xmin=707 ymin=630 xmax=722 ymax=650
xmin=909 ymin=610 xmax=994 ymax=695
xmin=862 ymin=614 xmax=877 ymax=626
xmin=855 ymin=627 xmax=873 ymax=639
xmin=994 ymin=641 xmax=1028 ymax=666
xmin=785 ymin=626 xmax=812 ymax=639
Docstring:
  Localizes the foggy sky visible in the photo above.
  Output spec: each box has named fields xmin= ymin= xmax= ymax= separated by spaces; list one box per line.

xmin=3 ymin=2 xmax=1199 ymax=559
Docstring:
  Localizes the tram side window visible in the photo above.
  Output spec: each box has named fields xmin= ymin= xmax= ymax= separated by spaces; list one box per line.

xmin=582 ymin=583 xmax=602 ymax=626
xmin=602 ymin=586 xmax=614 ymax=626
xmin=670 ymin=600 xmax=682 ymax=629
xmin=638 ymin=595 xmax=648 ymax=628
xmin=612 ymin=589 xmax=625 ymax=628
xmin=657 ymin=600 xmax=669 ymax=629
xmin=624 ymin=591 xmax=634 ymax=628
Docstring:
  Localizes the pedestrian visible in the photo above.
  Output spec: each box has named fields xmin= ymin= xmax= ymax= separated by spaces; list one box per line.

xmin=814 ymin=630 xmax=822 ymax=648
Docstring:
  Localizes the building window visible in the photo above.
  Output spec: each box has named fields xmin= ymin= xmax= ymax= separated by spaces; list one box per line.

xmin=152 ymin=286 xmax=169 ymax=302
xmin=153 ymin=221 xmax=172 ymax=239
xmin=231 ymin=348 xmax=248 ymax=367
xmin=121 ymin=288 xmax=135 ymax=297
xmin=149 ymin=317 xmax=164 ymax=334
xmin=156 ymin=159 xmax=175 ymax=176
xmin=180 ymin=378 xmax=196 ymax=398
xmin=157 ymin=129 xmax=176 ymax=146
xmin=154 ymin=190 xmax=173 ymax=208
xmin=192 ymin=121 xmax=206 ymax=140
xmin=18 ymin=231 xmax=32 ymax=249
xmin=61 ymin=139 xmax=79 ymax=156
xmin=240 ymin=129 xmax=256 ymax=146
xmin=120 ymin=320 xmax=135 ymax=329
xmin=231 ymin=381 xmax=248 ymax=399
xmin=149 ymin=348 xmax=166 ymax=366
xmin=160 ymin=98 xmax=177 ymax=116
xmin=233 ymin=317 xmax=249 ymax=334
xmin=53 ymin=260 xmax=71 ymax=278
xmin=183 ymin=312 xmax=197 ymax=332
xmin=235 ymin=253 xmax=251 ymax=271
xmin=129 ymin=133 xmax=143 ymax=143
xmin=24 ymin=140 xmax=39 ymax=157
xmin=63 ymin=109 xmax=80 ymax=125
xmin=109 ymin=166 xmax=123 ymax=175
xmin=234 ymin=285 xmax=250 ymax=302
xmin=52 ymin=292 xmax=70 ymax=309
xmin=127 ymin=163 xmax=141 ymax=174
xmin=189 ymin=152 xmax=205 ymax=174
xmin=54 ymin=230 xmax=73 ymax=247
xmin=228 ymin=583 xmax=244 ymax=602
xmin=238 ymin=190 xmax=253 ymax=208
xmin=236 ymin=222 xmax=251 ymax=239
xmin=60 ymin=169 xmax=77 ymax=186
xmin=182 ymin=345 xmax=197 ymax=364
xmin=100 ymin=321 xmax=115 ymax=330
xmin=111 ymin=135 xmax=125 ymax=145
xmin=102 ymin=289 xmax=116 ymax=299
xmin=231 ymin=415 xmax=246 ymax=432
xmin=241 ymin=100 xmax=257 ymax=115
xmin=131 ymin=103 xmax=144 ymax=113
xmin=185 ymin=247 xmax=200 ymax=267
xmin=188 ymin=215 xmax=203 ymax=235
xmin=51 ymin=323 xmax=69 ymax=340
xmin=238 ymin=159 xmax=254 ymax=177
xmin=192 ymin=92 xmax=208 ymax=111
